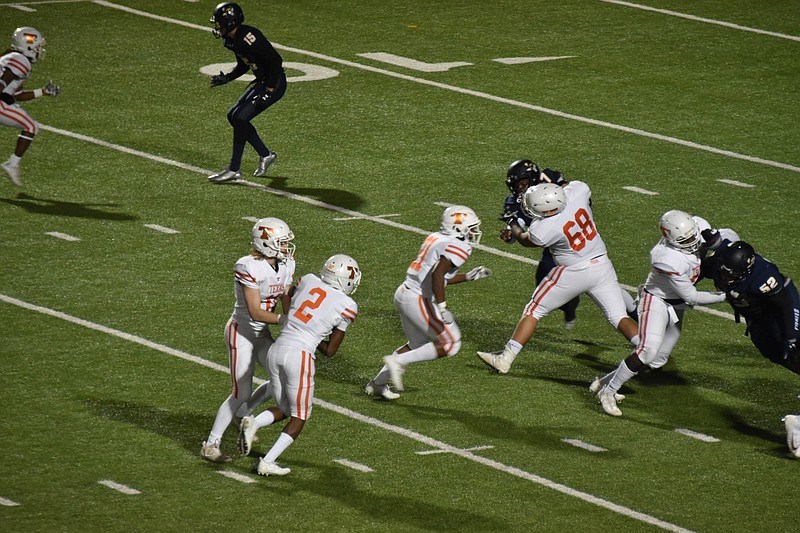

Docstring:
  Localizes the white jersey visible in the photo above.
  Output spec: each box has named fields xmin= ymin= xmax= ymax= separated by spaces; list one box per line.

xmin=526 ymin=181 xmax=608 ymax=267
xmin=275 ymin=274 xmax=358 ymax=356
xmin=231 ymin=254 xmax=295 ymax=334
xmin=0 ymin=52 xmax=31 ymax=96
xmin=692 ymin=215 xmax=741 ymax=246
xmin=404 ymin=232 xmax=472 ymax=296
xmin=643 ymin=241 xmax=721 ymax=306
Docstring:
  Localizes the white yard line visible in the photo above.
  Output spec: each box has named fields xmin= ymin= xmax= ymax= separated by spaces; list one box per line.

xmin=561 ymin=438 xmax=608 ymax=452
xmin=598 ymin=0 xmax=800 ymax=43
xmin=416 ymin=445 xmax=495 ymax=456
xmin=333 ymin=459 xmax=375 ymax=473
xmin=217 ymin=470 xmax=258 ymax=484
xmin=91 ymin=0 xmax=800 ymax=174
xmin=144 ymin=224 xmax=180 ymax=234
xmin=717 ymin=179 xmax=755 ymax=188
xmin=0 ymin=292 xmax=693 ymax=533
xmin=0 ymin=497 xmax=21 ymax=506
xmin=45 ymin=231 xmax=80 ymax=241
xmin=674 ymin=428 xmax=720 ymax=443
xmin=97 ymin=480 xmax=141 ymax=495
xmin=622 ymin=186 xmax=659 ymax=196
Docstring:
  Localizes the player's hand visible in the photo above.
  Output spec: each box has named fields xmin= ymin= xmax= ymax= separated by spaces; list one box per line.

xmin=44 ymin=80 xmax=61 ymax=97
xmin=251 ymin=90 xmax=271 ymax=106
xmin=440 ymin=307 xmax=454 ymax=324
xmin=700 ymin=228 xmax=721 ymax=251
xmin=210 ymin=72 xmax=229 ymax=87
xmin=0 ymin=92 xmax=15 ymax=105
xmin=500 ymin=228 xmax=514 ymax=243
xmin=784 ymin=339 xmax=798 ymax=362
xmin=466 ymin=266 xmax=492 ymax=281
xmin=277 ymin=313 xmax=288 ymax=326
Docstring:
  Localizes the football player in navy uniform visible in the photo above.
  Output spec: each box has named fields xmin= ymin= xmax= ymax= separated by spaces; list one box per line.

xmin=701 ymin=239 xmax=800 ymax=458
xmin=207 ymin=2 xmax=286 ymax=183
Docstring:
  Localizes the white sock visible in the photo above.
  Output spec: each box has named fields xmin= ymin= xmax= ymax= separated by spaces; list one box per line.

xmin=253 ymin=409 xmax=276 ymax=430
xmin=506 ymin=339 xmax=523 ymax=355
xmin=396 ymin=342 xmax=438 ymax=365
xmin=607 ymin=360 xmax=638 ymax=393
xmin=7 ymin=154 xmax=21 ymax=165
xmin=263 ymin=432 xmax=294 ymax=463
xmin=629 ymin=335 xmax=640 ymax=346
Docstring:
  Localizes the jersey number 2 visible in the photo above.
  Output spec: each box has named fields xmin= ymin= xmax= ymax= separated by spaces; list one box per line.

xmin=562 ymin=208 xmax=597 ymax=251
xmin=294 ymin=287 xmax=328 ymax=324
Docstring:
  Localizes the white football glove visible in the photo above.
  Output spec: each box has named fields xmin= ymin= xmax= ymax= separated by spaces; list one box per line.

xmin=44 ymin=80 xmax=61 ymax=97
xmin=466 ymin=266 xmax=492 ymax=281
xmin=438 ymin=302 xmax=454 ymax=324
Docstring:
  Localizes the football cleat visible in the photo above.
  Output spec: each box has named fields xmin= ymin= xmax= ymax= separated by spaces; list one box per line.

xmin=200 ymin=440 xmax=232 ymax=463
xmin=2 ymin=160 xmax=22 ymax=187
xmin=257 ymin=460 xmax=291 ymax=476
xmin=597 ymin=388 xmax=623 ymax=417
xmin=365 ymin=380 xmax=400 ymax=401
xmin=382 ymin=355 xmax=405 ymax=391
xmin=783 ymin=415 xmax=800 ymax=458
xmin=238 ymin=416 xmax=258 ymax=455
xmin=254 ymin=152 xmax=277 ymax=177
xmin=208 ymin=169 xmax=241 ymax=183
xmin=589 ymin=377 xmax=626 ymax=401
xmin=564 ymin=318 xmax=577 ymax=330
xmin=476 ymin=347 xmax=516 ymax=374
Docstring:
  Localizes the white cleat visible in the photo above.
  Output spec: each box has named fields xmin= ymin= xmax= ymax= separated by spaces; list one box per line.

xmin=564 ymin=318 xmax=577 ymax=330
xmin=208 ymin=169 xmax=241 ymax=183
xmin=253 ymin=152 xmax=277 ymax=177
xmin=589 ymin=377 xmax=625 ymax=401
xmin=238 ymin=416 xmax=258 ymax=455
xmin=597 ymin=388 xmax=623 ymax=417
xmin=783 ymin=414 xmax=800 ymax=458
xmin=257 ymin=459 xmax=291 ymax=476
xmin=200 ymin=440 xmax=232 ymax=463
xmin=476 ymin=346 xmax=516 ymax=374
xmin=383 ymin=355 xmax=405 ymax=392
xmin=2 ymin=160 xmax=22 ymax=187
xmin=365 ymin=380 xmax=400 ymax=401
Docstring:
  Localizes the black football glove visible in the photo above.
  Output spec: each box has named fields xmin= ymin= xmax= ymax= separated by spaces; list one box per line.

xmin=210 ymin=72 xmax=229 ymax=87
xmin=251 ymin=90 xmax=271 ymax=106
xmin=700 ymin=228 xmax=722 ymax=251
xmin=0 ymin=92 xmax=15 ymax=105
xmin=784 ymin=339 xmax=798 ymax=362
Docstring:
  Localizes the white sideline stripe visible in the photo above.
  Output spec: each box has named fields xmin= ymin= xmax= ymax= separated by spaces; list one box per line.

xmin=217 ymin=470 xmax=257 ymax=484
xmin=10 ymin=4 xmax=36 ymax=10
xmin=717 ymin=179 xmax=754 ymax=188
xmin=0 ymin=497 xmax=20 ymax=506
xmin=144 ymin=224 xmax=180 ymax=234
xmin=494 ymin=56 xmax=576 ymax=64
xmin=333 ymin=213 xmax=400 ymax=221
xmin=92 ymin=0 xmax=800 ymax=175
xmin=38 ymin=123 xmax=737 ymax=323
xmin=0 ymin=293 xmax=692 ymax=533
xmin=333 ymin=458 xmax=375 ymax=473
xmin=598 ymin=0 xmax=800 ymax=43
xmin=561 ymin=438 xmax=608 ymax=453
xmin=433 ymin=201 xmax=454 ymax=208
xmin=674 ymin=428 xmax=720 ymax=443
xmin=98 ymin=480 xmax=141 ymax=495
xmin=45 ymin=231 xmax=80 ymax=241
xmin=242 ymin=216 xmax=259 ymax=222
xmin=416 ymin=445 xmax=495 ymax=456
xmin=622 ymin=186 xmax=659 ymax=196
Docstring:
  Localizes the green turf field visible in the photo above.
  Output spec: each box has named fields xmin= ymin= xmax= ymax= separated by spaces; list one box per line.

xmin=1 ymin=1 xmax=799 ymax=531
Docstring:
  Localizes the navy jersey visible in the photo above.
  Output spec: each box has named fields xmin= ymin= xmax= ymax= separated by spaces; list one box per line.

xmin=223 ymin=24 xmax=283 ymax=86
xmin=702 ymin=249 xmax=800 ymax=358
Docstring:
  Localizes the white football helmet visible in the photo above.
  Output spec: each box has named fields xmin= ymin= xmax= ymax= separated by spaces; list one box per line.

xmin=440 ymin=205 xmax=482 ymax=244
xmin=659 ymin=210 xmax=700 ymax=254
xmin=11 ymin=27 xmax=45 ymax=63
xmin=320 ymin=254 xmax=361 ymax=295
xmin=251 ymin=217 xmax=295 ymax=261
xmin=521 ymin=183 xmax=566 ymax=220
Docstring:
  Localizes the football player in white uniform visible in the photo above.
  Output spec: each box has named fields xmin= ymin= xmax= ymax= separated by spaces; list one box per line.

xmin=477 ymin=181 xmax=639 ymax=374
xmin=237 ymin=255 xmax=361 ymax=476
xmin=591 ymin=210 xmax=726 ymax=416
xmin=1 ymin=27 xmax=60 ymax=187
xmin=200 ymin=218 xmax=296 ymax=463
xmin=365 ymin=205 xmax=491 ymax=400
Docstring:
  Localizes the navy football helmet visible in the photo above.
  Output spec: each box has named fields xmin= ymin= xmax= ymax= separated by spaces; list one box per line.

xmin=211 ymin=2 xmax=244 ymax=38
xmin=505 ymin=159 xmax=540 ymax=196
xmin=719 ymin=241 xmax=756 ymax=286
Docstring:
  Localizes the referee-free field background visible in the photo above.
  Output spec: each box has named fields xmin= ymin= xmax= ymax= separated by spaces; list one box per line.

xmin=1 ymin=1 xmax=799 ymax=531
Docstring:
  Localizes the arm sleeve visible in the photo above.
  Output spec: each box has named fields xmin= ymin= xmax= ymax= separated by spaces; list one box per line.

xmin=227 ymin=56 xmax=250 ymax=80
